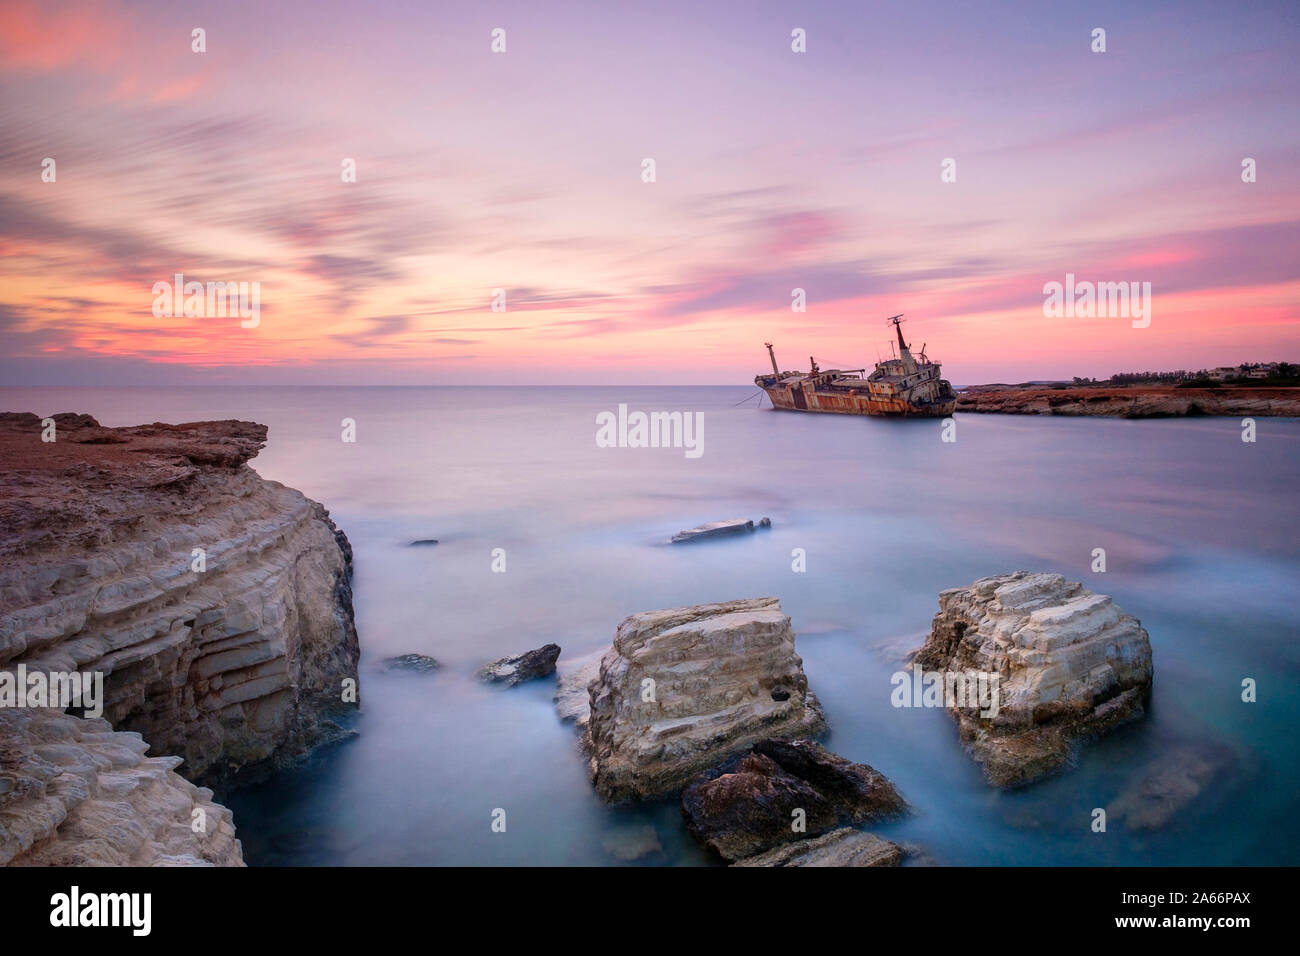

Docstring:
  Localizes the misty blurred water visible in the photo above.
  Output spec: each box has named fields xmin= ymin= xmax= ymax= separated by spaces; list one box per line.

xmin=5 ymin=386 xmax=1298 ymax=866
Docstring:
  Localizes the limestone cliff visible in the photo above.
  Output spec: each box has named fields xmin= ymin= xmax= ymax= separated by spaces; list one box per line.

xmin=0 ymin=412 xmax=362 ymax=865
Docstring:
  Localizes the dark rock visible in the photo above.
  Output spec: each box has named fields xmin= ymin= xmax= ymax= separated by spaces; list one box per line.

xmin=408 ymin=539 xmax=439 ymax=546
xmin=50 ymin=412 xmax=101 ymax=429
xmin=681 ymin=738 xmax=905 ymax=862
xmin=477 ymin=643 xmax=561 ymax=686
xmin=682 ymin=752 xmax=837 ymax=861
xmin=753 ymin=738 xmax=907 ymax=823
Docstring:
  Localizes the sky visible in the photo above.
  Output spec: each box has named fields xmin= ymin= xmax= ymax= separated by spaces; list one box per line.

xmin=1 ymin=0 xmax=1298 ymax=386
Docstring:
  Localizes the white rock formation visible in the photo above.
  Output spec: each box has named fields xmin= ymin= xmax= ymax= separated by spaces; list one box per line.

xmin=586 ymin=597 xmax=825 ymax=802
xmin=914 ymin=571 xmax=1153 ymax=788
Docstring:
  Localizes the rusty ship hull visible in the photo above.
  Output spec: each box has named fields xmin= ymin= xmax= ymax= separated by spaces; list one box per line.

xmin=754 ymin=315 xmax=957 ymax=418
xmin=760 ymin=380 xmax=955 ymax=417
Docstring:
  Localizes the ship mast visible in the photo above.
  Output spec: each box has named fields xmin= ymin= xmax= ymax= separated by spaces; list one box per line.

xmin=764 ymin=342 xmax=780 ymax=377
xmin=887 ymin=313 xmax=917 ymax=373
xmin=888 ymin=314 xmax=907 ymax=354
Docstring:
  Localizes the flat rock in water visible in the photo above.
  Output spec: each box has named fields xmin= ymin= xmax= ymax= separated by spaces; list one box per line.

xmin=408 ymin=539 xmax=439 ymax=546
xmin=477 ymin=643 xmax=561 ymax=686
xmin=733 ymin=828 xmax=904 ymax=867
xmin=680 ymin=738 xmax=905 ymax=861
xmin=671 ymin=517 xmax=770 ymax=543
xmin=913 ymin=571 xmax=1153 ymax=789
xmin=383 ymin=654 xmax=441 ymax=673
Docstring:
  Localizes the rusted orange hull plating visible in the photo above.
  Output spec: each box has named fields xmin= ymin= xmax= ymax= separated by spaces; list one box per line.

xmin=760 ymin=385 xmax=955 ymax=417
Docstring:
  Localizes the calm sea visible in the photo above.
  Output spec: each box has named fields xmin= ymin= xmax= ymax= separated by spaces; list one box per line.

xmin=5 ymin=386 xmax=1298 ymax=866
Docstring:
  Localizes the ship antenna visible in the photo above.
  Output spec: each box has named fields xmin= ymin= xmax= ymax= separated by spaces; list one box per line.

xmin=764 ymin=342 xmax=780 ymax=378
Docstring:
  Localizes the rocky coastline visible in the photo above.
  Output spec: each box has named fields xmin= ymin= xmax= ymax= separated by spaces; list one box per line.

xmin=957 ymin=383 xmax=1300 ymax=417
xmin=0 ymin=413 xmax=361 ymax=866
xmin=2 ymin=414 xmax=1178 ymax=867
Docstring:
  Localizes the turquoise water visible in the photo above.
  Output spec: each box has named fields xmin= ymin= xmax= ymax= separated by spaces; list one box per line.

xmin=5 ymin=386 xmax=1297 ymax=865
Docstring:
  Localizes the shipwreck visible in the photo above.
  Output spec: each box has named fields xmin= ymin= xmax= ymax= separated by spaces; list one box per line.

xmin=755 ymin=315 xmax=956 ymax=417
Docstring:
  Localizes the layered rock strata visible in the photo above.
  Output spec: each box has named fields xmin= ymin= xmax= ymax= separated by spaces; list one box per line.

xmin=914 ymin=571 xmax=1153 ymax=788
xmin=0 ymin=708 xmax=243 ymax=866
xmin=587 ymin=598 xmax=825 ymax=802
xmin=0 ymin=412 xmax=360 ymax=800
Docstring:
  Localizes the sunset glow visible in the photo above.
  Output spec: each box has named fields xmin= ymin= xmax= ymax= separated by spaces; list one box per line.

xmin=2 ymin=0 xmax=1298 ymax=384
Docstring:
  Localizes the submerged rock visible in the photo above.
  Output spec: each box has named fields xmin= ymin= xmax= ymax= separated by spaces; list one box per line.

xmin=587 ymin=597 xmax=826 ymax=802
xmin=680 ymin=738 xmax=905 ymax=861
xmin=671 ymin=517 xmax=770 ymax=544
xmin=1108 ymin=744 xmax=1229 ymax=830
xmin=913 ymin=571 xmax=1153 ymax=788
xmin=383 ymin=654 xmax=441 ymax=673
xmin=477 ymin=643 xmax=561 ymax=686
xmin=600 ymin=823 xmax=663 ymax=862
xmin=733 ymin=827 xmax=904 ymax=867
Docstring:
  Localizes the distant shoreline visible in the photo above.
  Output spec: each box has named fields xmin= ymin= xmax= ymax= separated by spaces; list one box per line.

xmin=956 ymin=383 xmax=1300 ymax=417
